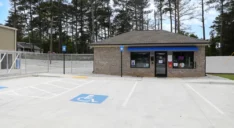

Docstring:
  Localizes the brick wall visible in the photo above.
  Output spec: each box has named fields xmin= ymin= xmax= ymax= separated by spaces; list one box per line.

xmin=94 ymin=47 xmax=121 ymax=75
xmin=94 ymin=46 xmax=206 ymax=77
xmin=167 ymin=46 xmax=206 ymax=77
xmin=93 ymin=47 xmax=155 ymax=77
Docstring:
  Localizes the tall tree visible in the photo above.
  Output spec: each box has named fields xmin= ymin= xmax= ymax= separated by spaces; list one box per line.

xmin=209 ymin=0 xmax=234 ymax=55
xmin=154 ymin=0 xmax=165 ymax=30
xmin=206 ymin=0 xmax=230 ymax=55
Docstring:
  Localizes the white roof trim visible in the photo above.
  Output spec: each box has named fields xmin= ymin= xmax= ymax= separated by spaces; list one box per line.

xmin=0 ymin=25 xmax=17 ymax=31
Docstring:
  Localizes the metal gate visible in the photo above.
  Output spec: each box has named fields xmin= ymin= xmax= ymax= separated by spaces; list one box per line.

xmin=0 ymin=50 xmax=93 ymax=77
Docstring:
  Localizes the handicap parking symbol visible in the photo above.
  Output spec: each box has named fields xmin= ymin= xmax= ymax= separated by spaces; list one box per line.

xmin=71 ymin=94 xmax=108 ymax=104
xmin=0 ymin=86 xmax=7 ymax=90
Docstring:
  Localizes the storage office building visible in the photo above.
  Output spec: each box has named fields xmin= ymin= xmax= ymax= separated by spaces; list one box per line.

xmin=91 ymin=30 xmax=209 ymax=77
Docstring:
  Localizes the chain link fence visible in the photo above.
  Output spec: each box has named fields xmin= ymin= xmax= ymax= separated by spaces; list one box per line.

xmin=0 ymin=50 xmax=93 ymax=77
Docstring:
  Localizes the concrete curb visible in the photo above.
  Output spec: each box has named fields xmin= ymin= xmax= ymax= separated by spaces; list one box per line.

xmin=0 ymin=74 xmax=33 ymax=80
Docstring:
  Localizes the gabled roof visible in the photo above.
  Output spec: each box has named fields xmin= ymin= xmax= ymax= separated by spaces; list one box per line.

xmin=91 ymin=30 xmax=209 ymax=46
xmin=17 ymin=42 xmax=41 ymax=50
xmin=0 ymin=25 xmax=17 ymax=31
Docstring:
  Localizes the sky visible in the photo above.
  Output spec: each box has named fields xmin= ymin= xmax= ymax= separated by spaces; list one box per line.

xmin=0 ymin=0 xmax=219 ymax=39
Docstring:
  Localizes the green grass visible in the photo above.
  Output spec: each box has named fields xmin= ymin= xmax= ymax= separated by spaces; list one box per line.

xmin=213 ymin=74 xmax=234 ymax=80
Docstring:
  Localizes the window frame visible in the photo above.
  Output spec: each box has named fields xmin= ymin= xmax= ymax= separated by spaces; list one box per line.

xmin=130 ymin=52 xmax=151 ymax=68
xmin=172 ymin=52 xmax=195 ymax=69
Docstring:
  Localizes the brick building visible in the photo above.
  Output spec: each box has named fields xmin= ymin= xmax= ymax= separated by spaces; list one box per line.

xmin=91 ymin=30 xmax=209 ymax=77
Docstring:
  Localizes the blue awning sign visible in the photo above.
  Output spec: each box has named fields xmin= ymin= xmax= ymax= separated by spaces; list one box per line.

xmin=128 ymin=46 xmax=198 ymax=52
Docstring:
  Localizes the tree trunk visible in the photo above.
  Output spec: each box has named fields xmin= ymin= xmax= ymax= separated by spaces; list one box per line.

xmin=177 ymin=0 xmax=180 ymax=33
xmin=95 ymin=1 xmax=98 ymax=42
xmin=154 ymin=10 xmax=157 ymax=30
xmin=160 ymin=0 xmax=163 ymax=30
xmin=202 ymin=0 xmax=205 ymax=40
xmin=30 ymin=0 xmax=34 ymax=52
xmin=91 ymin=0 xmax=95 ymax=42
xmin=71 ymin=15 xmax=74 ymax=53
xmin=220 ymin=0 xmax=224 ymax=55
xmin=39 ymin=0 xmax=42 ymax=53
xmin=59 ymin=0 xmax=62 ymax=53
xmin=80 ymin=0 xmax=84 ymax=53
xmin=50 ymin=0 xmax=53 ymax=53
xmin=108 ymin=1 xmax=111 ymax=38
xmin=158 ymin=13 xmax=160 ymax=30
xmin=169 ymin=0 xmax=172 ymax=32
xmin=141 ymin=5 xmax=144 ymax=30
xmin=13 ymin=1 xmax=17 ymax=28
xmin=75 ymin=0 xmax=79 ymax=53
xmin=135 ymin=0 xmax=138 ymax=30
xmin=174 ymin=0 xmax=177 ymax=33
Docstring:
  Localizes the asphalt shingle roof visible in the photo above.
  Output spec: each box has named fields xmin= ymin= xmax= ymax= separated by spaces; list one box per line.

xmin=17 ymin=42 xmax=40 ymax=50
xmin=91 ymin=30 xmax=209 ymax=45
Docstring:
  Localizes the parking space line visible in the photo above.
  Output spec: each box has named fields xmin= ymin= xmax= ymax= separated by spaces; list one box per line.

xmin=2 ymin=93 xmax=48 ymax=99
xmin=44 ymin=83 xmax=70 ymax=90
xmin=48 ymin=80 xmax=95 ymax=99
xmin=0 ymin=79 xmax=62 ymax=95
xmin=122 ymin=81 xmax=138 ymax=107
xmin=186 ymin=83 xmax=224 ymax=115
xmin=59 ymin=80 xmax=82 ymax=86
xmin=29 ymin=86 xmax=57 ymax=96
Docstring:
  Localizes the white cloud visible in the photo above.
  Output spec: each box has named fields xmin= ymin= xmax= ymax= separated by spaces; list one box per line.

xmin=0 ymin=2 xmax=3 ymax=7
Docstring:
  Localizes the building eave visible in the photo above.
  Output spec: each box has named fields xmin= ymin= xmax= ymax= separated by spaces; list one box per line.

xmin=0 ymin=25 xmax=18 ymax=31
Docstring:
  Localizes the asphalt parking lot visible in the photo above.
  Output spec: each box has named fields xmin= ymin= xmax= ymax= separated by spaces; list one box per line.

xmin=0 ymin=74 xmax=234 ymax=128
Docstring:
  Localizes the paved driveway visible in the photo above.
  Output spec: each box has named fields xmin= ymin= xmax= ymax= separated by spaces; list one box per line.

xmin=0 ymin=74 xmax=234 ymax=128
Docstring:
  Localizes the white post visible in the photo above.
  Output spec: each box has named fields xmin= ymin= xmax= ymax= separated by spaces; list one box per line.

xmin=8 ymin=53 xmax=20 ymax=73
xmin=71 ymin=54 xmax=73 ymax=74
xmin=6 ymin=53 xmax=8 ymax=73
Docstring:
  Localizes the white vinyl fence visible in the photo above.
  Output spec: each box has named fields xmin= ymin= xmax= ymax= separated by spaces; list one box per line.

xmin=0 ymin=50 xmax=93 ymax=77
xmin=206 ymin=56 xmax=234 ymax=74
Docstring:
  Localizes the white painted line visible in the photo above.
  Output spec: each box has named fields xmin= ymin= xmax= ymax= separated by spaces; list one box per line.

xmin=122 ymin=81 xmax=138 ymax=107
xmin=29 ymin=86 xmax=57 ymax=96
xmin=186 ymin=83 xmax=224 ymax=115
xmin=2 ymin=93 xmax=48 ymax=99
xmin=44 ymin=83 xmax=70 ymax=90
xmin=0 ymin=79 xmax=61 ymax=94
xmin=59 ymin=80 xmax=81 ymax=86
xmin=48 ymin=80 xmax=94 ymax=99
xmin=11 ymin=90 xmax=20 ymax=96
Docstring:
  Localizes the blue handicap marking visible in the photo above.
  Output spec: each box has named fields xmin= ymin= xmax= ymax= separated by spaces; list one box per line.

xmin=0 ymin=86 xmax=7 ymax=90
xmin=71 ymin=94 xmax=108 ymax=104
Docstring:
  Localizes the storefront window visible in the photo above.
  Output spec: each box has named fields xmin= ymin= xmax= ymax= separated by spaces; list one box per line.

xmin=131 ymin=52 xmax=150 ymax=68
xmin=173 ymin=52 xmax=194 ymax=69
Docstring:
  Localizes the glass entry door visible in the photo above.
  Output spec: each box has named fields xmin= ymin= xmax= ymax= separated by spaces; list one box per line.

xmin=155 ymin=52 xmax=167 ymax=77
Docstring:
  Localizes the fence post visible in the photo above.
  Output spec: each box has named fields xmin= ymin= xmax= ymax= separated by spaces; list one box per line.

xmin=20 ymin=53 xmax=22 ymax=74
xmin=25 ymin=52 xmax=27 ymax=74
xmin=6 ymin=52 xmax=8 ymax=73
xmin=47 ymin=53 xmax=50 ymax=73
xmin=71 ymin=54 xmax=72 ymax=74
